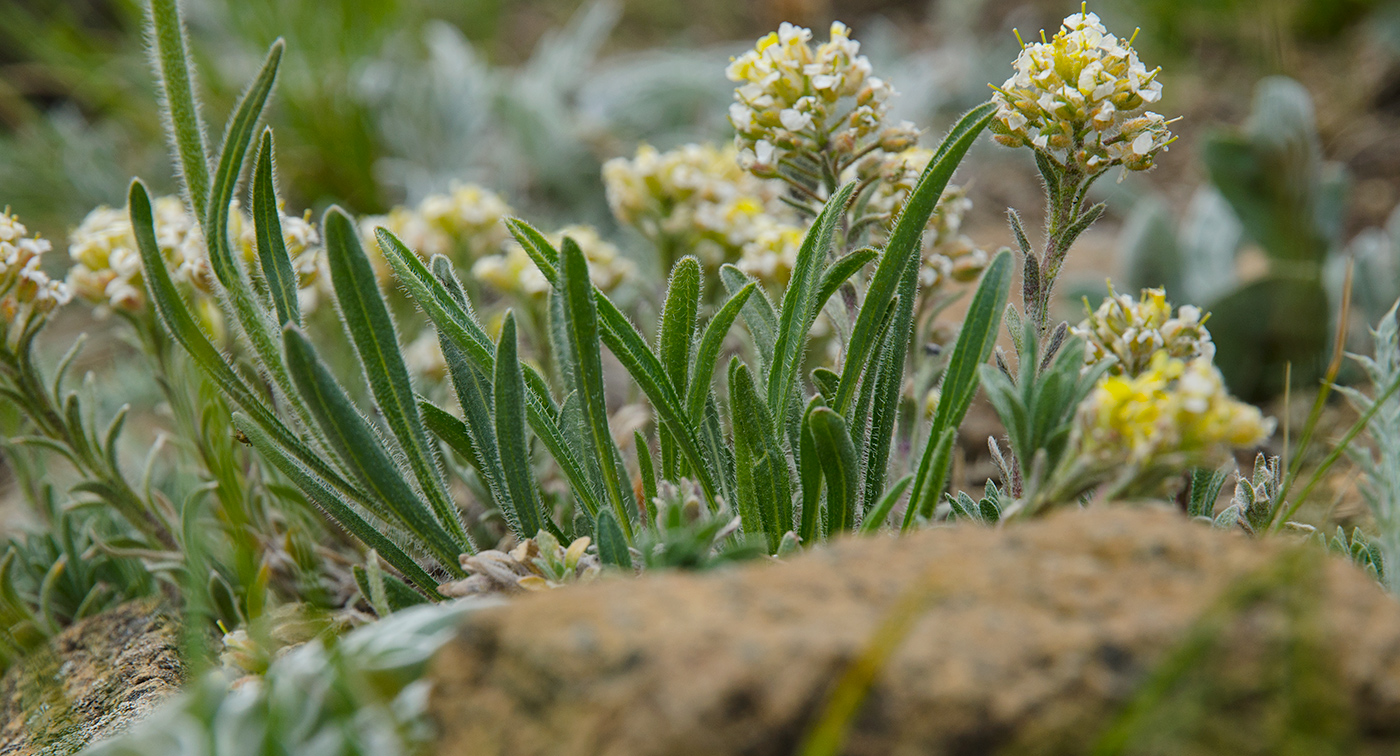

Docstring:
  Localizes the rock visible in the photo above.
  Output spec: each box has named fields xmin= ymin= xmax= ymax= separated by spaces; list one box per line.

xmin=428 ymin=505 xmax=1400 ymax=755
xmin=0 ymin=598 xmax=182 ymax=755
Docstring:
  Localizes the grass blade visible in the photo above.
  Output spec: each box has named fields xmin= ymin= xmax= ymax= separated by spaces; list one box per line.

xmin=835 ymin=101 xmax=997 ymax=412
xmin=495 ymin=311 xmax=547 ymax=539
xmin=325 ymin=207 xmax=468 ymax=546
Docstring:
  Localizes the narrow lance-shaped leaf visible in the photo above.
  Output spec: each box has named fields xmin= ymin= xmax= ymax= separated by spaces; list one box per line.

xmin=251 ymin=129 xmax=300 ymax=328
xmin=798 ymin=396 xmax=825 ymax=545
xmin=509 ymin=221 xmax=722 ymax=508
xmin=325 ymin=207 xmax=468 ymax=547
xmin=908 ymin=249 xmax=1012 ymax=520
xmin=595 ymin=511 xmax=633 ymax=569
xmin=232 ymin=413 xmax=441 ymax=596
xmin=835 ymin=101 xmax=997 ymax=412
xmin=809 ymin=407 xmax=859 ymax=536
xmin=658 ymin=257 xmax=701 ymax=481
xmin=494 ymin=311 xmax=547 ymax=539
xmin=558 ymin=238 xmax=633 ymax=539
xmin=132 ymin=179 xmax=359 ymax=504
xmin=687 ymin=282 xmax=755 ymax=426
xmin=768 ymin=181 xmax=858 ymax=423
xmin=721 ymin=264 xmax=779 ymax=376
xmin=374 ymin=228 xmax=611 ymax=518
xmin=635 ymin=431 xmax=658 ymax=521
xmin=815 ymin=247 xmax=878 ymax=313
xmin=729 ymin=358 xmax=792 ymax=553
xmin=147 ymin=0 xmax=211 ymax=219
xmin=860 ymin=473 xmax=914 ymax=534
xmin=859 ymin=261 xmax=919 ymax=515
xmin=283 ymin=325 xmax=468 ymax=567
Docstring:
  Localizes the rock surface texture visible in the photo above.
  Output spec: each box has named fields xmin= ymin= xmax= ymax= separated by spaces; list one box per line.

xmin=0 ymin=598 xmax=182 ymax=756
xmin=430 ymin=506 xmax=1400 ymax=755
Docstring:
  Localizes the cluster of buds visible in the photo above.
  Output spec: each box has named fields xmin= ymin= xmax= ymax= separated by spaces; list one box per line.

xmin=990 ymin=7 xmax=1175 ymax=174
xmin=473 ymin=224 xmax=636 ymax=298
xmin=602 ymin=142 xmax=802 ymax=270
xmin=726 ymin=22 xmax=918 ymax=185
xmin=1074 ymin=351 xmax=1273 ymax=469
xmin=1072 ymin=285 xmax=1215 ymax=376
xmin=436 ymin=531 xmax=601 ymax=597
xmin=865 ymin=149 xmax=989 ymax=289
xmin=67 ymin=196 xmax=320 ymax=314
xmin=0 ymin=211 xmax=71 ymax=324
xmin=360 ymin=183 xmax=512 ymax=280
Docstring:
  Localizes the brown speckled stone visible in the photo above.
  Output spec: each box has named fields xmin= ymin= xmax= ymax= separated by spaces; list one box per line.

xmin=0 ymin=598 xmax=182 ymax=756
xmin=428 ymin=505 xmax=1400 ymax=755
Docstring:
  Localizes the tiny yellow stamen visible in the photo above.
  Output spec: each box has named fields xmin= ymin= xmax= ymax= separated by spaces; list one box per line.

xmin=1013 ymin=28 xmax=1026 ymax=48
xmin=1127 ymin=27 xmax=1140 ymax=46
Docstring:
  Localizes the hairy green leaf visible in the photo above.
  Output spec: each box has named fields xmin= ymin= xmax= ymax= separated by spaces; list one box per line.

xmin=494 ymin=311 xmax=546 ymax=539
xmin=251 ymin=130 xmax=300 ymax=328
xmin=326 ymin=208 xmax=467 ymax=547
xmin=835 ymin=101 xmax=997 ymax=412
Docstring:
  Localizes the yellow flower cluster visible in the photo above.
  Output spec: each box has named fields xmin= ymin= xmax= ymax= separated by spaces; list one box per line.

xmin=1073 ymin=286 xmax=1214 ymax=376
xmin=1076 ymin=351 xmax=1272 ymax=467
xmin=990 ymin=7 xmax=1174 ymax=174
xmin=473 ymin=224 xmax=635 ymax=298
xmin=0 ymin=210 xmax=71 ymax=323
xmin=726 ymin=21 xmax=918 ymax=177
xmin=67 ymin=197 xmax=320 ymax=313
xmin=865 ymin=148 xmax=989 ymax=289
xmin=360 ymin=183 xmax=512 ymax=280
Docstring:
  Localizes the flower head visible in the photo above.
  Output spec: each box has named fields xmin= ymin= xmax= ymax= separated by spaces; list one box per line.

xmin=990 ymin=5 xmax=1175 ymax=174
xmin=67 ymin=197 xmax=321 ymax=315
xmin=726 ymin=21 xmax=917 ymax=180
xmin=361 ymin=183 xmax=512 ymax=281
xmin=0 ymin=210 xmax=70 ymax=331
xmin=603 ymin=142 xmax=797 ymax=269
xmin=1075 ymin=351 xmax=1273 ymax=468
xmin=1073 ymin=285 xmax=1214 ymax=376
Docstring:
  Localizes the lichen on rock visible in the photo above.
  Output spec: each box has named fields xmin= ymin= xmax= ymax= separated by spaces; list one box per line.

xmin=0 ymin=598 xmax=182 ymax=756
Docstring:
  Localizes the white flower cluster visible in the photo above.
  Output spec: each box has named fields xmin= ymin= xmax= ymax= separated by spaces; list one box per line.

xmin=68 ymin=197 xmax=320 ymax=314
xmin=360 ymin=183 xmax=512 ymax=280
xmin=0 ymin=210 xmax=71 ymax=319
xmin=603 ymin=142 xmax=800 ymax=268
xmin=1072 ymin=286 xmax=1215 ymax=377
xmin=990 ymin=8 xmax=1174 ymax=174
xmin=602 ymin=142 xmax=809 ymax=288
xmin=726 ymin=22 xmax=918 ymax=178
xmin=864 ymin=148 xmax=989 ymax=289
xmin=473 ymin=224 xmax=636 ymax=298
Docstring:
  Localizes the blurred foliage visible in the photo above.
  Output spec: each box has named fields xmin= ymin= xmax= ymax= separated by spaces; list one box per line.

xmin=1122 ymin=76 xmax=1399 ymax=401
